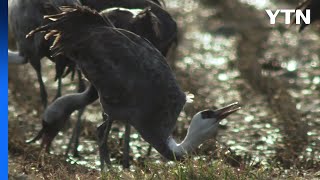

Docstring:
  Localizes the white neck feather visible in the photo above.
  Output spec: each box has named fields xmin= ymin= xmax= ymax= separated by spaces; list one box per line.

xmin=167 ymin=133 xmax=202 ymax=157
xmin=166 ymin=112 xmax=219 ymax=158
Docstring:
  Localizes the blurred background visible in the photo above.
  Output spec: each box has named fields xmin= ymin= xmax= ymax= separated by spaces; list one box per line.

xmin=8 ymin=0 xmax=319 ymax=179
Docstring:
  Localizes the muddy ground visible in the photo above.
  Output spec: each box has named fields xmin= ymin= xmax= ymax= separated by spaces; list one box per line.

xmin=8 ymin=0 xmax=319 ymax=179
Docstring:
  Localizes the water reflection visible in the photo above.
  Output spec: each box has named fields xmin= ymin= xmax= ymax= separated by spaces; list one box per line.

xmin=239 ymin=0 xmax=273 ymax=9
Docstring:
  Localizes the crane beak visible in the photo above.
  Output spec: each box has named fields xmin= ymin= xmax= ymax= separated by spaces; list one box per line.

xmin=213 ymin=102 xmax=241 ymax=121
xmin=26 ymin=128 xmax=44 ymax=144
xmin=26 ymin=128 xmax=54 ymax=153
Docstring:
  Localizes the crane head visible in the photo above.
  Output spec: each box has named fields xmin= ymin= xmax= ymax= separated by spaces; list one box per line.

xmin=185 ymin=102 xmax=241 ymax=144
xmin=26 ymin=105 xmax=68 ymax=153
xmin=26 ymin=119 xmax=60 ymax=153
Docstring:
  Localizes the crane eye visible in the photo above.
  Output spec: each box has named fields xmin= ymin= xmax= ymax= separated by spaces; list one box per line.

xmin=200 ymin=110 xmax=215 ymax=119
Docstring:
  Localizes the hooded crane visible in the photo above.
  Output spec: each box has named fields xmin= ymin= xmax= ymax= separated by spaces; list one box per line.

xmin=28 ymin=0 xmax=178 ymax=162
xmin=8 ymin=0 xmax=82 ymax=107
xmin=81 ymin=0 xmax=179 ymax=162
xmin=28 ymin=6 xmax=174 ymax=162
xmin=76 ymin=0 xmax=178 ymax=161
xmin=27 ymin=84 xmax=98 ymax=153
xmin=80 ymin=0 xmax=178 ymax=56
xmin=295 ymin=0 xmax=320 ymax=32
xmin=28 ymin=6 xmax=240 ymax=170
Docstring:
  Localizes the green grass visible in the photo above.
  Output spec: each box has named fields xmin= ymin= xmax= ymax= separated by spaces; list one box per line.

xmin=100 ymin=158 xmax=281 ymax=180
xmin=98 ymin=153 xmax=320 ymax=180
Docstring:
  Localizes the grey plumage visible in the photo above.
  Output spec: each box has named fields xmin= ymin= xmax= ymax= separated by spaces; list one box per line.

xmin=28 ymin=7 xmax=241 ymax=172
xmin=27 ymin=84 xmax=98 ymax=152
xmin=8 ymin=0 xmax=81 ymax=107
xmin=27 ymin=4 xmax=178 ymax=164
xmin=101 ymin=8 xmax=162 ymax=51
xmin=81 ymin=0 xmax=178 ymax=55
xmin=28 ymin=6 xmax=186 ymax=160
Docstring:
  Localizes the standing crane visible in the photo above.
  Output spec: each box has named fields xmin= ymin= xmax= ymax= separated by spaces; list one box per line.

xmin=80 ymin=0 xmax=178 ymax=56
xmin=28 ymin=6 xmax=240 ymax=170
xmin=8 ymin=0 xmax=82 ymax=107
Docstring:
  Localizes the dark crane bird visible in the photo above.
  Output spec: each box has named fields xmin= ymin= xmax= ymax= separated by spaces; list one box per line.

xmin=77 ymin=0 xmax=179 ymax=162
xmin=9 ymin=0 xmax=86 ymax=157
xmin=8 ymin=0 xmax=82 ymax=107
xmin=101 ymin=7 xmax=162 ymax=51
xmin=28 ymin=6 xmax=240 ymax=170
xmin=295 ymin=0 xmax=320 ymax=31
xmin=61 ymin=0 xmax=177 ymax=158
xmin=28 ymin=5 xmax=178 ymax=162
xmin=75 ymin=0 xmax=178 ymax=160
xmin=93 ymin=0 xmax=179 ymax=163
xmin=80 ymin=0 xmax=178 ymax=56
xmin=79 ymin=0 xmax=179 ymax=160
xmin=27 ymin=84 xmax=99 ymax=153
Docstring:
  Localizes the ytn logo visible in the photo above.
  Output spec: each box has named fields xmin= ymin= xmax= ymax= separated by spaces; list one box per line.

xmin=266 ymin=9 xmax=310 ymax=25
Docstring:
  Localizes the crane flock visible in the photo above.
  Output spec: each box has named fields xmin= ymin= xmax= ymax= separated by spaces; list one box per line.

xmin=26 ymin=0 xmax=320 ymax=172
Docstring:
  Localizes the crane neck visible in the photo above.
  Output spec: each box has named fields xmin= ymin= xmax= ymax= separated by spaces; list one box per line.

xmin=53 ymin=84 xmax=98 ymax=113
xmin=166 ymin=134 xmax=201 ymax=159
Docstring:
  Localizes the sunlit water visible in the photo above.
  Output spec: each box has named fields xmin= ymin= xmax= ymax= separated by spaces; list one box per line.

xmin=164 ymin=0 xmax=284 ymax=166
xmin=239 ymin=0 xmax=274 ymax=9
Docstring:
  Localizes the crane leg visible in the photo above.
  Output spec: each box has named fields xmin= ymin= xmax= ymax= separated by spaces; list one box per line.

xmin=64 ymin=107 xmax=85 ymax=157
xmin=53 ymin=77 xmax=62 ymax=100
xmin=30 ymin=60 xmax=47 ymax=108
xmin=77 ymin=70 xmax=86 ymax=93
xmin=123 ymin=123 xmax=131 ymax=169
xmin=72 ymin=70 xmax=86 ymax=157
xmin=97 ymin=113 xmax=113 ymax=171
xmin=146 ymin=145 xmax=152 ymax=157
xmin=72 ymin=107 xmax=85 ymax=157
xmin=64 ymin=130 xmax=74 ymax=157
xmin=53 ymin=58 xmax=65 ymax=101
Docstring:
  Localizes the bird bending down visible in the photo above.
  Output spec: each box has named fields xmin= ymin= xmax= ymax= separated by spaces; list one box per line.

xmin=92 ymin=0 xmax=179 ymax=163
xmin=28 ymin=6 xmax=240 ymax=170
xmin=88 ymin=1 xmax=178 ymax=161
xmin=65 ymin=6 xmax=173 ymax=161
xmin=26 ymin=84 xmax=98 ymax=153
xmin=32 ymin=6 xmax=178 ymax=162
